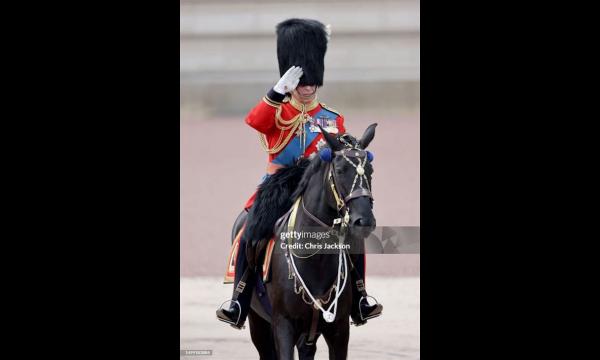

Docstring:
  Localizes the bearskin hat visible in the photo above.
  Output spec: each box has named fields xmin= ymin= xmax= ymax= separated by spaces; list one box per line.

xmin=276 ymin=18 xmax=328 ymax=87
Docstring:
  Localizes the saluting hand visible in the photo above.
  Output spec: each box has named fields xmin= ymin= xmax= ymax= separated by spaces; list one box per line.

xmin=273 ymin=66 xmax=303 ymax=95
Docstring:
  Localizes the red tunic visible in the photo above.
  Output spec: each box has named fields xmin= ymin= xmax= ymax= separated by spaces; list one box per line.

xmin=243 ymin=94 xmax=346 ymax=209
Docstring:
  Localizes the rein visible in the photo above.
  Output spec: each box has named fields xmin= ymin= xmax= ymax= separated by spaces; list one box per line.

xmin=285 ymin=196 xmax=348 ymax=323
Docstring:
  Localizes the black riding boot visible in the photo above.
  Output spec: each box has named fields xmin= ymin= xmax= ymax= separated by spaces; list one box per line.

xmin=350 ymin=254 xmax=383 ymax=326
xmin=216 ymin=232 xmax=255 ymax=329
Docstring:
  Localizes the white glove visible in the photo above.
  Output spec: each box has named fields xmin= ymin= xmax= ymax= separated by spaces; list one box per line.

xmin=273 ymin=66 xmax=303 ymax=95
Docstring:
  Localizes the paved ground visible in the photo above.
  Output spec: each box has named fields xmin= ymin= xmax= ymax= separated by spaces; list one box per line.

xmin=180 ymin=276 xmax=419 ymax=359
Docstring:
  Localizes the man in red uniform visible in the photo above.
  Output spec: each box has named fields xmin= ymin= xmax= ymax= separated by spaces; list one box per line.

xmin=217 ymin=18 xmax=382 ymax=329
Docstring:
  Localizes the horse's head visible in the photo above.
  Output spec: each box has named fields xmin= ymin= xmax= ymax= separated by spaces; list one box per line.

xmin=319 ymin=123 xmax=377 ymax=238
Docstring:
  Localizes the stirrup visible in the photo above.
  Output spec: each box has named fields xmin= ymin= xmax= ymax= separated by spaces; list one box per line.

xmin=216 ymin=300 xmax=245 ymax=329
xmin=350 ymin=295 xmax=382 ymax=326
xmin=359 ymin=295 xmax=382 ymax=321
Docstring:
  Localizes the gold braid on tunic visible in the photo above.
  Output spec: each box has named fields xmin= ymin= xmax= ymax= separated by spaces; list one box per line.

xmin=259 ymin=97 xmax=319 ymax=154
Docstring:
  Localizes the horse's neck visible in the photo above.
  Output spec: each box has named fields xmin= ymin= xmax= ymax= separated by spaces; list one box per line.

xmin=291 ymin=167 xmax=342 ymax=292
xmin=301 ymin=165 xmax=338 ymax=226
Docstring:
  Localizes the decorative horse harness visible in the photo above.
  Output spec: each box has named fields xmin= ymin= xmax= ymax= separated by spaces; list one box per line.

xmin=283 ymin=137 xmax=378 ymax=343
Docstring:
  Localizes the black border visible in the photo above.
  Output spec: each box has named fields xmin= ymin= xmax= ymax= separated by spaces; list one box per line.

xmin=7 ymin=1 xmax=588 ymax=358
xmin=10 ymin=2 xmax=181 ymax=358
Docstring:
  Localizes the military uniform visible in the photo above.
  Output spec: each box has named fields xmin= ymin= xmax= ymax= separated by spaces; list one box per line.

xmin=243 ymin=93 xmax=345 ymax=210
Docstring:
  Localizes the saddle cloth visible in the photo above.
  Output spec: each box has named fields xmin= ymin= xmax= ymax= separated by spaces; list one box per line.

xmin=223 ymin=225 xmax=276 ymax=284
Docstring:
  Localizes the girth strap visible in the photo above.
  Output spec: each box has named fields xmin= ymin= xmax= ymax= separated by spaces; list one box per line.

xmin=305 ymin=307 xmax=320 ymax=346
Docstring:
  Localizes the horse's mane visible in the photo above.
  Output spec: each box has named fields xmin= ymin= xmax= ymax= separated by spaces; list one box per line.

xmin=291 ymin=153 xmax=325 ymax=200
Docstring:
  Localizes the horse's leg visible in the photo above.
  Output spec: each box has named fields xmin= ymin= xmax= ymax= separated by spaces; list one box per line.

xmin=322 ymin=319 xmax=350 ymax=360
xmin=248 ymin=309 xmax=276 ymax=360
xmin=296 ymin=334 xmax=318 ymax=360
xmin=272 ymin=314 xmax=297 ymax=360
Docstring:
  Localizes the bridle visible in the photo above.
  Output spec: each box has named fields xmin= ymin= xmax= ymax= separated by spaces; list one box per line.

xmin=330 ymin=148 xmax=373 ymax=209
xmin=303 ymin=137 xmax=374 ymax=234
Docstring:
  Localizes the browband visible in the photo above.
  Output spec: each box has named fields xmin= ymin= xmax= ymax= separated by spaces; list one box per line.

xmin=334 ymin=149 xmax=367 ymax=158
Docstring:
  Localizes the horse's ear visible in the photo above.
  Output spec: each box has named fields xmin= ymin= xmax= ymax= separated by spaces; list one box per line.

xmin=359 ymin=123 xmax=377 ymax=149
xmin=317 ymin=124 xmax=342 ymax=151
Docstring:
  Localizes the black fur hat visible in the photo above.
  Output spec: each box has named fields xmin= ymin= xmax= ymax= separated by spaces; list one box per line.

xmin=276 ymin=18 xmax=328 ymax=87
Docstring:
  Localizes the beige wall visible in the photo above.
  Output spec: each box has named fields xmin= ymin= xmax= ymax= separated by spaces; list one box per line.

xmin=180 ymin=0 xmax=420 ymax=116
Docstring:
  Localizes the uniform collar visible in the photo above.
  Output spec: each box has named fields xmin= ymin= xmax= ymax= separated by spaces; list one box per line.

xmin=290 ymin=95 xmax=320 ymax=113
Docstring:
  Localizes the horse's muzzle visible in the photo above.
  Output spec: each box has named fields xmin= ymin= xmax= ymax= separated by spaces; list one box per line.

xmin=350 ymin=216 xmax=375 ymax=227
xmin=349 ymin=216 xmax=376 ymax=237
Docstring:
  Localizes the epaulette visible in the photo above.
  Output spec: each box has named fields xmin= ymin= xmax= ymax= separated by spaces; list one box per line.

xmin=262 ymin=96 xmax=281 ymax=108
xmin=320 ymin=102 xmax=342 ymax=117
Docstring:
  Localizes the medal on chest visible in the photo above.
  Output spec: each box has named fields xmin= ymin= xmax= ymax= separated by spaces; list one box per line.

xmin=309 ymin=115 xmax=338 ymax=134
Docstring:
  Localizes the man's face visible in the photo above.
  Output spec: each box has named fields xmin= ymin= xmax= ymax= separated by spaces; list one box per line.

xmin=292 ymin=85 xmax=318 ymax=103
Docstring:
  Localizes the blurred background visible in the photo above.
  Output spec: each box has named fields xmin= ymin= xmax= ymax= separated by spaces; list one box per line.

xmin=181 ymin=0 xmax=419 ymax=358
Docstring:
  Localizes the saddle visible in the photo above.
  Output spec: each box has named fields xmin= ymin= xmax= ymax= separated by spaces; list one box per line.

xmin=223 ymin=227 xmax=274 ymax=284
xmin=223 ymin=206 xmax=293 ymax=285
xmin=222 ymin=207 xmax=295 ymax=325
xmin=224 ymin=159 xmax=308 ymax=283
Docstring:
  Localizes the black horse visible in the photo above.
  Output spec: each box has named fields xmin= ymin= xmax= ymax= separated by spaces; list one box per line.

xmin=231 ymin=124 xmax=377 ymax=360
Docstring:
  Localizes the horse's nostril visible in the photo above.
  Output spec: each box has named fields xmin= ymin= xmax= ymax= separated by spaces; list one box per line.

xmin=352 ymin=217 xmax=375 ymax=228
